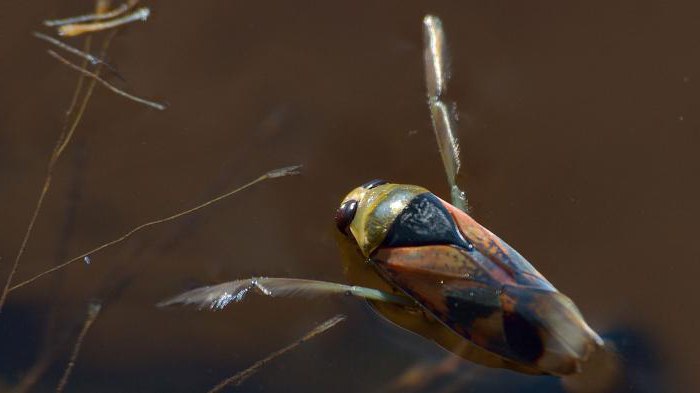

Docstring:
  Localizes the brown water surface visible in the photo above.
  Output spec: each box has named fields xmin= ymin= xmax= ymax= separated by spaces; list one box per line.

xmin=0 ymin=1 xmax=698 ymax=392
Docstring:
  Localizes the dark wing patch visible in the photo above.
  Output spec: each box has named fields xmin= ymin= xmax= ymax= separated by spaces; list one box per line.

xmin=382 ymin=193 xmax=472 ymax=250
xmin=372 ymin=245 xmax=512 ymax=355
xmin=503 ymin=310 xmax=545 ymax=363
xmin=444 ymin=286 xmax=501 ymax=329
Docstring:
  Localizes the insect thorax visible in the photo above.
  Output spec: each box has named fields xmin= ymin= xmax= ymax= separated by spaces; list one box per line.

xmin=343 ymin=183 xmax=428 ymax=257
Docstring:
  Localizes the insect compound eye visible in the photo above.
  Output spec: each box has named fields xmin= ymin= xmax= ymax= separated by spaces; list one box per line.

xmin=361 ymin=179 xmax=388 ymax=189
xmin=335 ymin=199 xmax=358 ymax=235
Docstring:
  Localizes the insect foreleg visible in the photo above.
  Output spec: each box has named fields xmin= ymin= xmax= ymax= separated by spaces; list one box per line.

xmin=423 ymin=15 xmax=468 ymax=212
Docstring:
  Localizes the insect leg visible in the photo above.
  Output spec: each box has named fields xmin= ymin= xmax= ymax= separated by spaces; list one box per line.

xmin=423 ymin=15 xmax=468 ymax=212
xmin=157 ymin=277 xmax=415 ymax=310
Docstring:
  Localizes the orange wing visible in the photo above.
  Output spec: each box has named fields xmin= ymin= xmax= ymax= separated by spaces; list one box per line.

xmin=371 ymin=199 xmax=603 ymax=375
xmin=438 ymin=196 xmax=556 ymax=290
xmin=372 ymin=245 xmax=513 ymax=353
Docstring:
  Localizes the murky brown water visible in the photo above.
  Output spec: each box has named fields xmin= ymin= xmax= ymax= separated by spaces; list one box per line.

xmin=1 ymin=1 xmax=698 ymax=392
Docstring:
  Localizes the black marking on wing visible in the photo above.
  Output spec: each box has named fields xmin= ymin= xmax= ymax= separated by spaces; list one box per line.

xmin=444 ymin=286 xmax=501 ymax=330
xmin=383 ymin=193 xmax=473 ymax=251
xmin=503 ymin=311 xmax=545 ymax=363
xmin=501 ymin=285 xmax=547 ymax=363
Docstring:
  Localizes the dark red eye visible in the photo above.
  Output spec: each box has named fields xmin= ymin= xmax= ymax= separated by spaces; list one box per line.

xmin=335 ymin=199 xmax=358 ymax=235
xmin=361 ymin=179 xmax=388 ymax=189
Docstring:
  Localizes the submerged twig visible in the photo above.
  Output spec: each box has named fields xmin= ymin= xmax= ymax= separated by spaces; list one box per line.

xmin=47 ymin=50 xmax=165 ymax=110
xmin=0 ymin=30 xmax=117 ymax=316
xmin=381 ymin=356 xmax=463 ymax=393
xmin=12 ymin=135 xmax=93 ymax=393
xmin=55 ymin=301 xmax=102 ymax=393
xmin=54 ymin=30 xmax=116 ymax=161
xmin=44 ymin=0 xmax=138 ymax=27
xmin=33 ymin=32 xmax=123 ymax=80
xmin=207 ymin=315 xmax=346 ymax=393
xmin=8 ymin=166 xmax=302 ymax=292
xmin=58 ymin=7 xmax=150 ymax=37
xmin=0 ymin=178 xmax=50 ymax=314
xmin=62 ymin=36 xmax=92 ymax=120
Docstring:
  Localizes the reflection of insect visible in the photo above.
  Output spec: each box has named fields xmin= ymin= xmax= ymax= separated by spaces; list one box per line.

xmin=160 ymin=15 xmax=602 ymax=376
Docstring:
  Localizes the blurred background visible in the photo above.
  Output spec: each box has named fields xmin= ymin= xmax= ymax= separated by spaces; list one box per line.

xmin=0 ymin=1 xmax=698 ymax=392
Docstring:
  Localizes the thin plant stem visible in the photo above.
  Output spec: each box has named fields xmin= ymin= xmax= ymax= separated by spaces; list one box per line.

xmin=11 ymin=146 xmax=90 ymax=393
xmin=207 ymin=315 xmax=346 ymax=393
xmin=53 ymin=30 xmax=117 ymax=161
xmin=11 ymin=6 xmax=108 ymax=390
xmin=55 ymin=302 xmax=102 ymax=393
xmin=0 ymin=177 xmax=52 ymax=314
xmin=58 ymin=7 xmax=150 ymax=37
xmin=8 ymin=166 xmax=302 ymax=293
xmin=33 ymin=32 xmax=123 ymax=79
xmin=47 ymin=49 xmax=165 ymax=111
xmin=62 ymin=36 xmax=92 ymax=122
xmin=0 ymin=30 xmax=117 ymax=316
xmin=11 ymin=352 xmax=53 ymax=393
xmin=44 ymin=0 xmax=138 ymax=27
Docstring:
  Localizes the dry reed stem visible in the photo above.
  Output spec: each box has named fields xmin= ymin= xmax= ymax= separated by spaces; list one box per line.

xmin=0 ymin=30 xmax=117 ymax=315
xmin=10 ymin=18 xmax=98 ymax=393
xmin=8 ymin=166 xmax=302 ymax=292
xmin=62 ymin=36 xmax=93 ymax=120
xmin=47 ymin=49 xmax=165 ymax=110
xmin=55 ymin=302 xmax=102 ymax=393
xmin=33 ymin=32 xmax=122 ymax=79
xmin=207 ymin=315 xmax=346 ymax=393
